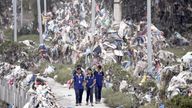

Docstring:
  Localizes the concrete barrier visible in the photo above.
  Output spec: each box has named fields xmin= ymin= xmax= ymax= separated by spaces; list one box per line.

xmin=0 ymin=79 xmax=30 ymax=108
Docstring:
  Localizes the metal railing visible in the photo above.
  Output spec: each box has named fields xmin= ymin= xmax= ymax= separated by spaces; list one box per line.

xmin=0 ymin=78 xmax=30 ymax=108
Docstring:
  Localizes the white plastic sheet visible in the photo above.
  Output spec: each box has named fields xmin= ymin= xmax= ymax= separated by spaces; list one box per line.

xmin=118 ymin=21 xmax=128 ymax=38
xmin=80 ymin=20 xmax=88 ymax=28
xmin=44 ymin=65 xmax=55 ymax=75
xmin=181 ymin=52 xmax=192 ymax=63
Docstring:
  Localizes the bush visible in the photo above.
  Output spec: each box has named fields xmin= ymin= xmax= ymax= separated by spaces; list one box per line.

xmin=140 ymin=103 xmax=157 ymax=108
xmin=166 ymin=95 xmax=192 ymax=108
xmin=103 ymin=89 xmax=138 ymax=108
xmin=141 ymin=80 xmax=158 ymax=94
xmin=102 ymin=88 xmax=114 ymax=98
xmin=19 ymin=25 xmax=32 ymax=35
xmin=75 ymin=56 xmax=86 ymax=68
xmin=18 ymin=34 xmax=39 ymax=43
xmin=4 ymin=28 xmax=13 ymax=40
xmin=49 ymin=64 xmax=73 ymax=84
xmin=0 ymin=41 xmax=25 ymax=64
xmin=103 ymin=63 xmax=134 ymax=92
xmin=103 ymin=88 xmax=139 ymax=108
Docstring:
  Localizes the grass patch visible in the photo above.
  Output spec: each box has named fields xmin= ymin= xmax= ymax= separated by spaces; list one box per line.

xmin=166 ymin=95 xmax=192 ymax=108
xmin=141 ymin=80 xmax=158 ymax=94
xmin=37 ymin=62 xmax=73 ymax=84
xmin=165 ymin=46 xmax=192 ymax=58
xmin=140 ymin=103 xmax=158 ymax=108
xmin=4 ymin=29 xmax=13 ymax=40
xmin=103 ymin=63 xmax=136 ymax=92
xmin=3 ymin=28 xmax=39 ymax=43
xmin=48 ymin=63 xmax=74 ymax=84
xmin=18 ymin=34 xmax=53 ymax=46
xmin=18 ymin=34 xmax=39 ymax=43
xmin=37 ymin=62 xmax=50 ymax=73
xmin=3 ymin=29 xmax=51 ymax=46
xmin=102 ymin=88 xmax=114 ymax=98
xmin=103 ymin=88 xmax=138 ymax=108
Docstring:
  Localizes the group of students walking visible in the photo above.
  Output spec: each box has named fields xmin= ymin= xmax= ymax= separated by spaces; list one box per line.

xmin=69 ymin=65 xmax=104 ymax=106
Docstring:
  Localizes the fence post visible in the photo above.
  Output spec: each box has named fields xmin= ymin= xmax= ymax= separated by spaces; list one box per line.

xmin=14 ymin=84 xmax=16 ymax=108
xmin=2 ymin=81 xmax=5 ymax=101
xmin=6 ymin=83 xmax=8 ymax=102
xmin=0 ymin=79 xmax=2 ymax=99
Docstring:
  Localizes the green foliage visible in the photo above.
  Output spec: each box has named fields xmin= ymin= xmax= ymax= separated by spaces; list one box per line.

xmin=37 ymin=62 xmax=73 ymax=85
xmin=31 ymin=0 xmax=38 ymax=33
xmin=103 ymin=63 xmax=134 ymax=92
xmin=75 ymin=56 xmax=86 ymax=68
xmin=141 ymin=80 xmax=158 ymax=94
xmin=0 ymin=0 xmax=12 ymax=16
xmin=4 ymin=29 xmax=13 ymax=40
xmin=0 ymin=41 xmax=26 ymax=64
xmin=103 ymin=88 xmax=138 ymax=108
xmin=165 ymin=46 xmax=192 ymax=58
xmin=140 ymin=103 xmax=158 ymax=108
xmin=102 ymin=88 xmax=114 ymax=98
xmin=49 ymin=64 xmax=73 ymax=84
xmin=37 ymin=62 xmax=49 ymax=74
xmin=103 ymin=63 xmax=131 ymax=81
xmin=0 ymin=40 xmax=23 ymax=54
xmin=18 ymin=34 xmax=39 ymax=43
xmin=159 ymin=87 xmax=166 ymax=100
xmin=166 ymin=95 xmax=192 ymax=108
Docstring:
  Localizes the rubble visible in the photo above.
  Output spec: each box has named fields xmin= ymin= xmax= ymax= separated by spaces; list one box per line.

xmin=0 ymin=0 xmax=192 ymax=107
xmin=157 ymin=50 xmax=176 ymax=64
xmin=32 ymin=1 xmax=192 ymax=106
xmin=167 ymin=71 xmax=192 ymax=98
xmin=170 ymin=32 xmax=190 ymax=46
xmin=0 ymin=62 xmax=59 ymax=108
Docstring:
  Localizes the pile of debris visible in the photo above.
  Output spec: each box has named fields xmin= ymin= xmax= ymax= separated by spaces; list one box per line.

xmin=0 ymin=0 xmax=191 ymax=107
xmin=36 ymin=0 xmax=169 ymax=68
xmin=0 ymin=62 xmax=59 ymax=108
xmin=167 ymin=71 xmax=192 ymax=99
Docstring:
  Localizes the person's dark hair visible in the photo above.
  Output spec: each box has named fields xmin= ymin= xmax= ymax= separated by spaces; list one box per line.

xmin=87 ymin=67 xmax=93 ymax=76
xmin=76 ymin=64 xmax=82 ymax=68
xmin=97 ymin=65 xmax=102 ymax=70
xmin=76 ymin=67 xmax=81 ymax=71
xmin=87 ymin=67 xmax=92 ymax=71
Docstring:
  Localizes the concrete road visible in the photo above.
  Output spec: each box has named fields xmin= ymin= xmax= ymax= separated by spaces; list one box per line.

xmin=45 ymin=77 xmax=109 ymax=108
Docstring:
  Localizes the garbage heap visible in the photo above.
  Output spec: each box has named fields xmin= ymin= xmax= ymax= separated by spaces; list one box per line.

xmin=40 ymin=0 xmax=167 ymax=66
xmin=0 ymin=62 xmax=59 ymax=108
xmin=38 ymin=0 xmax=192 ymax=107
xmin=0 ymin=0 xmax=192 ymax=107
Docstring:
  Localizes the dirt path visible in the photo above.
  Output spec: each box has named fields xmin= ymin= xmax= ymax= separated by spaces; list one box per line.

xmin=45 ymin=77 xmax=109 ymax=108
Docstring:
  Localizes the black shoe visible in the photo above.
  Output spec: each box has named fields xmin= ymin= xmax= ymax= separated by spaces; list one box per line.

xmin=98 ymin=100 xmax=101 ymax=103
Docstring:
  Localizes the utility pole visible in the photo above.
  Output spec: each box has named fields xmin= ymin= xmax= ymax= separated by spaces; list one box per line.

xmin=37 ymin=0 xmax=43 ymax=44
xmin=91 ymin=0 xmax=96 ymax=36
xmin=21 ymin=0 xmax=23 ymax=27
xmin=147 ymin=0 xmax=153 ymax=74
xmin=114 ymin=0 xmax=122 ymax=24
xmin=44 ymin=0 xmax=47 ymax=32
xmin=13 ymin=0 xmax=17 ymax=42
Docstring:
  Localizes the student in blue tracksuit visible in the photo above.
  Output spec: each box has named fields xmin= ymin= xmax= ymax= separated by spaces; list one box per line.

xmin=94 ymin=65 xmax=104 ymax=104
xmin=85 ymin=68 xmax=96 ymax=106
xmin=69 ymin=67 xmax=85 ymax=106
